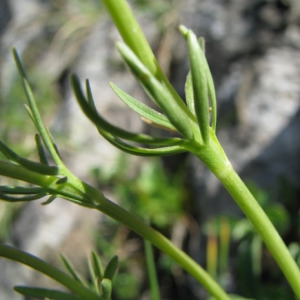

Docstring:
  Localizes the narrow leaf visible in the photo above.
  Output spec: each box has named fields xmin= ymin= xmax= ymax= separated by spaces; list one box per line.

xmin=0 ymin=244 xmax=100 ymax=300
xmin=144 ymin=240 xmax=161 ymax=300
xmin=103 ymin=255 xmax=118 ymax=281
xmin=110 ymin=83 xmax=176 ymax=131
xmin=12 ymin=49 xmax=62 ymax=164
xmin=0 ymin=140 xmax=58 ymax=175
xmin=56 ymin=176 xmax=68 ymax=185
xmin=99 ymin=130 xmax=187 ymax=156
xmin=204 ymin=56 xmax=217 ymax=132
xmin=0 ymin=191 xmax=47 ymax=202
xmin=14 ymin=286 xmax=81 ymax=300
xmin=117 ymin=42 xmax=198 ymax=139
xmin=12 ymin=48 xmax=28 ymax=78
xmin=180 ymin=26 xmax=209 ymax=143
xmin=197 ymin=37 xmax=217 ymax=131
xmin=35 ymin=134 xmax=49 ymax=165
xmin=72 ymin=75 xmax=169 ymax=143
xmin=0 ymin=186 xmax=45 ymax=195
xmin=88 ymin=252 xmax=102 ymax=294
xmin=42 ymin=194 xmax=57 ymax=205
xmin=185 ymin=72 xmax=196 ymax=116
xmin=60 ymin=254 xmax=88 ymax=287
xmin=91 ymin=251 xmax=104 ymax=282
xmin=85 ymin=79 xmax=98 ymax=111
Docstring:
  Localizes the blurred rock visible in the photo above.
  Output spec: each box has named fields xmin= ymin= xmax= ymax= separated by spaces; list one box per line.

xmin=0 ymin=0 xmax=11 ymax=37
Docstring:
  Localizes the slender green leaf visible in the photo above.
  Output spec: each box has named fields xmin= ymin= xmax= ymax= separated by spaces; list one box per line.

xmin=42 ymin=194 xmax=57 ymax=205
xmin=91 ymin=251 xmax=103 ymax=282
xmin=190 ymin=36 xmax=217 ymax=132
xmin=88 ymin=252 xmax=102 ymax=294
xmin=191 ymin=36 xmax=217 ymax=131
xmin=0 ymin=191 xmax=47 ymax=202
xmin=24 ymin=104 xmax=38 ymax=128
xmin=35 ymin=134 xmax=49 ymax=165
xmin=0 ymin=186 xmax=44 ymax=194
xmin=185 ymin=72 xmax=196 ymax=116
xmin=85 ymin=79 xmax=98 ymax=111
xmin=117 ymin=42 xmax=198 ymax=140
xmin=251 ymin=235 xmax=262 ymax=277
xmin=110 ymin=83 xmax=176 ymax=131
xmin=103 ymin=255 xmax=118 ymax=281
xmin=56 ymin=176 xmax=68 ymax=185
xmin=14 ymin=286 xmax=82 ymax=300
xmin=180 ymin=26 xmax=209 ymax=143
xmin=144 ymin=240 xmax=161 ymax=300
xmin=99 ymin=130 xmax=187 ymax=156
xmin=60 ymin=254 xmax=88 ymax=287
xmin=0 ymin=141 xmax=58 ymax=175
xmin=0 ymin=244 xmax=100 ymax=300
xmin=201 ymin=53 xmax=217 ymax=132
xmin=12 ymin=49 xmax=62 ymax=165
xmin=11 ymin=48 xmax=28 ymax=78
xmin=72 ymin=75 xmax=177 ymax=143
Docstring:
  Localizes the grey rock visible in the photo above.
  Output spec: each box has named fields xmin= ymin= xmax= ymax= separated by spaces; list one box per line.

xmin=0 ymin=0 xmax=11 ymax=36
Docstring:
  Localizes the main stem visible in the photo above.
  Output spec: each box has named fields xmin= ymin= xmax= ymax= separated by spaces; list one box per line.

xmin=222 ymin=169 xmax=300 ymax=297
xmin=197 ymin=136 xmax=300 ymax=298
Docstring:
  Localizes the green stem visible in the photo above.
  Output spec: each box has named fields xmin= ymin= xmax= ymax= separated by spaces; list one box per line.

xmin=0 ymin=160 xmax=55 ymax=187
xmin=221 ymin=170 xmax=300 ymax=297
xmin=0 ymin=161 xmax=229 ymax=298
xmin=102 ymin=0 xmax=189 ymax=121
xmin=0 ymin=244 xmax=99 ymax=300
xmin=102 ymin=0 xmax=160 ymax=79
xmin=83 ymin=183 xmax=230 ymax=300
xmin=196 ymin=132 xmax=300 ymax=298
xmin=144 ymin=240 xmax=161 ymax=300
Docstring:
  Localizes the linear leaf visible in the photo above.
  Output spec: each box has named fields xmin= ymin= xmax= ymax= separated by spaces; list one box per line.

xmin=110 ymin=83 xmax=176 ymax=131
xmin=185 ymin=72 xmax=196 ymax=116
xmin=91 ymin=251 xmax=103 ymax=282
xmin=99 ymin=130 xmax=187 ymax=156
xmin=203 ymin=54 xmax=217 ymax=132
xmin=60 ymin=254 xmax=88 ymax=287
xmin=14 ymin=286 xmax=82 ymax=300
xmin=0 ymin=186 xmax=45 ymax=194
xmin=0 ymin=191 xmax=47 ymax=202
xmin=117 ymin=42 xmax=198 ymax=139
xmin=181 ymin=26 xmax=209 ymax=143
xmin=0 ymin=244 xmax=100 ymax=300
xmin=12 ymin=49 xmax=62 ymax=165
xmin=72 ymin=75 xmax=166 ymax=142
xmin=35 ymin=134 xmax=49 ymax=165
xmin=72 ymin=75 xmax=183 ymax=145
xmin=198 ymin=37 xmax=217 ymax=131
xmin=104 ymin=255 xmax=118 ymax=281
xmin=0 ymin=141 xmax=58 ymax=175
